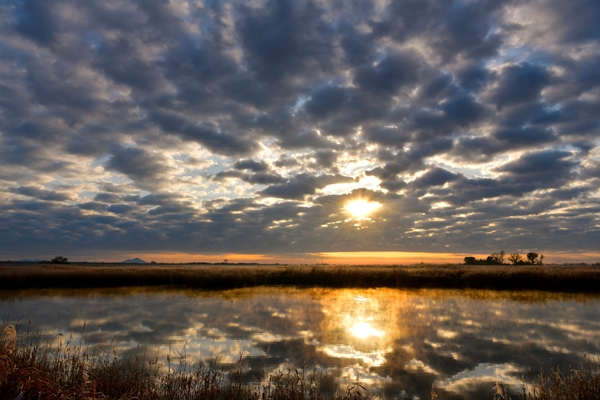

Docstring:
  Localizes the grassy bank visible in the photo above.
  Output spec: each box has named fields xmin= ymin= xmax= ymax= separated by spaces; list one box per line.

xmin=2 ymin=325 xmax=599 ymax=400
xmin=1 ymin=263 xmax=600 ymax=292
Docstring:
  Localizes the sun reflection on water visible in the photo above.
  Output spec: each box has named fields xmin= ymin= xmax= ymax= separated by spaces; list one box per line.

xmin=349 ymin=322 xmax=384 ymax=339
xmin=315 ymin=289 xmax=412 ymax=369
xmin=4 ymin=286 xmax=600 ymax=400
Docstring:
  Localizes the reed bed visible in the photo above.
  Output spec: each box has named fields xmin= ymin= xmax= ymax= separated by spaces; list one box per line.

xmin=3 ymin=324 xmax=600 ymax=400
xmin=1 ymin=324 xmax=372 ymax=400
xmin=1 ymin=263 xmax=600 ymax=292
xmin=520 ymin=356 xmax=600 ymax=400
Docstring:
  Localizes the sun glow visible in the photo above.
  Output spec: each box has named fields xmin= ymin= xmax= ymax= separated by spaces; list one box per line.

xmin=349 ymin=322 xmax=384 ymax=339
xmin=345 ymin=199 xmax=382 ymax=219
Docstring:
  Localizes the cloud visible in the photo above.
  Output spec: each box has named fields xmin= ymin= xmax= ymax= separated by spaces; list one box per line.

xmin=495 ymin=150 xmax=577 ymax=184
xmin=278 ymin=129 xmax=340 ymax=150
xmin=490 ymin=63 xmax=552 ymax=110
xmin=304 ymin=85 xmax=351 ymax=119
xmin=0 ymin=0 xmax=599 ymax=258
xmin=236 ymin=0 xmax=334 ymax=88
xmin=10 ymin=186 xmax=74 ymax=202
xmin=411 ymin=168 xmax=459 ymax=189
xmin=451 ymin=126 xmax=559 ymax=160
xmin=366 ymin=126 xmax=411 ymax=147
xmin=354 ymin=51 xmax=421 ymax=95
xmin=212 ymin=161 xmax=285 ymax=185
xmin=15 ymin=0 xmax=59 ymax=46
xmin=94 ymin=193 xmax=122 ymax=203
xmin=148 ymin=111 xmax=259 ymax=155
xmin=104 ymin=145 xmax=173 ymax=191
xmin=233 ymin=159 xmax=269 ymax=172
xmin=260 ymin=174 xmax=354 ymax=200
xmin=440 ymin=93 xmax=487 ymax=126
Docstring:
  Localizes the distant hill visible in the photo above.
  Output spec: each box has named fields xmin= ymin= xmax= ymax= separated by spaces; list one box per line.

xmin=15 ymin=259 xmax=44 ymax=262
xmin=121 ymin=257 xmax=148 ymax=264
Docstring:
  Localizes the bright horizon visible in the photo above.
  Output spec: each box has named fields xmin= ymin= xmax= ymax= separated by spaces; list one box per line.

xmin=17 ymin=251 xmax=598 ymax=265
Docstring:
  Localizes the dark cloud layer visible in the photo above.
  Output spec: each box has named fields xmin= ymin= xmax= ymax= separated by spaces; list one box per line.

xmin=0 ymin=0 xmax=599 ymax=259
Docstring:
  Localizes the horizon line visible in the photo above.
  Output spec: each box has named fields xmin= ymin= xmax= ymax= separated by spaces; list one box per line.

xmin=5 ymin=251 xmax=600 ymax=265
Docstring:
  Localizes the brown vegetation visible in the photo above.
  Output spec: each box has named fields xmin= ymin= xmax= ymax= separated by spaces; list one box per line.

xmin=0 ymin=324 xmax=370 ymax=400
xmin=2 ymin=324 xmax=599 ymax=399
xmin=1 ymin=263 xmax=600 ymax=292
xmin=520 ymin=355 xmax=600 ymax=400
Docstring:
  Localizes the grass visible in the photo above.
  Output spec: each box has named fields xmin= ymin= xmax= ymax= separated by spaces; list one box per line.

xmin=1 ymin=323 xmax=371 ymax=400
xmin=520 ymin=355 xmax=600 ymax=400
xmin=2 ymin=324 xmax=600 ymax=400
xmin=1 ymin=262 xmax=600 ymax=292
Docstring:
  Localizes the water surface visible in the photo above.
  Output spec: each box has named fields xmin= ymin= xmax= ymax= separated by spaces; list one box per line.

xmin=2 ymin=287 xmax=599 ymax=399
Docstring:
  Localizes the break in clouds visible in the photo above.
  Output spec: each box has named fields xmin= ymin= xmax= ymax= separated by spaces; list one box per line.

xmin=0 ymin=0 xmax=599 ymax=258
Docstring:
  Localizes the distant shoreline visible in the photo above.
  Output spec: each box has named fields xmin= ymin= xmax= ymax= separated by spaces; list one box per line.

xmin=1 ymin=262 xmax=600 ymax=292
xmin=5 ymin=260 xmax=291 ymax=266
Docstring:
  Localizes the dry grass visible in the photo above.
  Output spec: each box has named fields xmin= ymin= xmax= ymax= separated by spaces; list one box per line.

xmin=1 ymin=263 xmax=600 ymax=292
xmin=3 ymin=324 xmax=600 ymax=400
xmin=0 ymin=323 xmax=374 ymax=400
xmin=520 ymin=355 xmax=600 ymax=400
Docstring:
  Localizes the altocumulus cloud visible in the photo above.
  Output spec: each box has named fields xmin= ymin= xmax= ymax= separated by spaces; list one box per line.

xmin=0 ymin=0 xmax=599 ymax=259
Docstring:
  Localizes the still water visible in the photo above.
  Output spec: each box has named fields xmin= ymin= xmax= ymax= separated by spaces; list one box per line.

xmin=2 ymin=287 xmax=599 ymax=399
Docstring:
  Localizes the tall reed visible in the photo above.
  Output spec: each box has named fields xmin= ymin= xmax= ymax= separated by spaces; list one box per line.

xmin=2 ymin=324 xmax=599 ymax=399
xmin=2 ymin=263 xmax=600 ymax=292
xmin=0 ymin=323 xmax=373 ymax=400
xmin=520 ymin=355 xmax=600 ymax=400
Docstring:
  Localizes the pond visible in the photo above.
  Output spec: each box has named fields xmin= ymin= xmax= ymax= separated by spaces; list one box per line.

xmin=2 ymin=286 xmax=599 ymax=399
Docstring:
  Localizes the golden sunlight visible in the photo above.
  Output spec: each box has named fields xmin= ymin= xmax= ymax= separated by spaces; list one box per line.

xmin=344 ymin=199 xmax=382 ymax=219
xmin=349 ymin=322 xmax=384 ymax=339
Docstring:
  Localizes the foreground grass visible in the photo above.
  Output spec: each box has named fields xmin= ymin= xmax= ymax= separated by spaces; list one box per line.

xmin=2 ymin=325 xmax=600 ymax=400
xmin=520 ymin=356 xmax=600 ymax=400
xmin=1 ymin=263 xmax=600 ymax=292
xmin=0 ymin=324 xmax=372 ymax=400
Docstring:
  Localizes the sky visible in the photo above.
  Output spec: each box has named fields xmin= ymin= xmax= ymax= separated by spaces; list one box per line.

xmin=0 ymin=0 xmax=599 ymax=263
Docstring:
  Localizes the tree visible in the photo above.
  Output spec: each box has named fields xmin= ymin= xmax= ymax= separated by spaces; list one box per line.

xmin=489 ymin=250 xmax=506 ymax=264
xmin=508 ymin=253 xmax=522 ymax=265
xmin=527 ymin=252 xmax=539 ymax=264
xmin=50 ymin=256 xmax=68 ymax=264
xmin=464 ymin=251 xmax=506 ymax=265
xmin=538 ymin=254 xmax=545 ymax=265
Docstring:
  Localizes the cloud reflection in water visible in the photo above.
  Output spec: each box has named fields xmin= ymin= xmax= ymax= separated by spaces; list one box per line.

xmin=1 ymin=287 xmax=600 ymax=399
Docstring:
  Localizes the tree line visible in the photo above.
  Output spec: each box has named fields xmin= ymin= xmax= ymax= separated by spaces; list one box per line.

xmin=464 ymin=250 xmax=544 ymax=265
xmin=39 ymin=256 xmax=69 ymax=264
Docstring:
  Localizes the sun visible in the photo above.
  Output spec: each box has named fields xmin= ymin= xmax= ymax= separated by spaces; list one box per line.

xmin=345 ymin=199 xmax=382 ymax=220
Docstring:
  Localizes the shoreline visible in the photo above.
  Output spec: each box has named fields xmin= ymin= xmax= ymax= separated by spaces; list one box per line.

xmin=2 ymin=262 xmax=600 ymax=292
